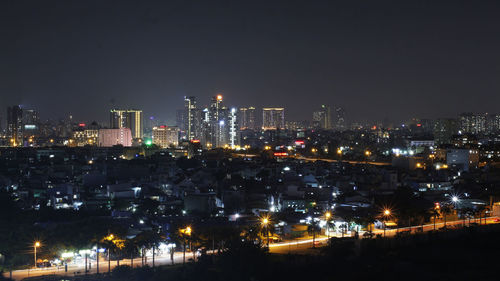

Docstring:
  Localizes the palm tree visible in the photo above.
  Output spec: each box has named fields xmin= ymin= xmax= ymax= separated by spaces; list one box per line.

xmin=135 ymin=229 xmax=163 ymax=268
xmin=124 ymin=238 xmax=138 ymax=268
xmin=100 ymin=238 xmax=115 ymax=273
xmin=417 ymin=208 xmax=430 ymax=229
xmin=133 ymin=232 xmax=149 ymax=266
xmin=476 ymin=206 xmax=486 ymax=225
xmin=307 ymin=220 xmax=321 ymax=248
xmin=441 ymin=204 xmax=452 ymax=229
xmin=459 ymin=208 xmax=466 ymax=227
xmin=430 ymin=208 xmax=440 ymax=231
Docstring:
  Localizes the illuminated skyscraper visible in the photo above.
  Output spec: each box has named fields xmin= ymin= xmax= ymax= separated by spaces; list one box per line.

xmin=487 ymin=114 xmax=500 ymax=134
xmin=334 ymin=106 xmax=346 ymax=130
xmin=459 ymin=112 xmax=486 ymax=135
xmin=228 ymin=108 xmax=239 ymax=148
xmin=312 ymin=105 xmax=332 ymax=129
xmin=22 ymin=109 xmax=39 ymax=144
xmin=110 ymin=109 xmax=143 ymax=139
xmin=239 ymin=107 xmax=256 ymax=130
xmin=262 ymin=108 xmax=285 ymax=130
xmin=7 ymin=105 xmax=23 ymax=146
xmin=209 ymin=94 xmax=228 ymax=147
xmin=183 ymin=96 xmax=200 ymax=140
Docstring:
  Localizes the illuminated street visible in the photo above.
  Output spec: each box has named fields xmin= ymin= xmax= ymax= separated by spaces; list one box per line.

xmin=7 ymin=252 xmax=198 ymax=281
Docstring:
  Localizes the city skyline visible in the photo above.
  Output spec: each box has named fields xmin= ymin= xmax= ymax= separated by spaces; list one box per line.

xmin=3 ymin=1 xmax=500 ymax=280
xmin=2 ymin=0 xmax=500 ymax=124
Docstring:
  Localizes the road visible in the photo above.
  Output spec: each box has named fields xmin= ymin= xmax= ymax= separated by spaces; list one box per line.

xmin=6 ymin=216 xmax=498 ymax=280
xmin=232 ymin=153 xmax=391 ymax=166
xmin=293 ymin=155 xmax=391 ymax=166
xmin=7 ymin=251 xmax=199 ymax=281
xmin=268 ymin=216 xmax=500 ymax=254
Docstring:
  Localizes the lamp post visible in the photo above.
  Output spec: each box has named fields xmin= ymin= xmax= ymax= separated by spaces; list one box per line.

xmin=181 ymin=226 xmax=192 ymax=265
xmin=383 ymin=209 xmax=391 ymax=237
xmin=261 ymin=217 xmax=270 ymax=247
xmin=325 ymin=212 xmax=332 ymax=239
xmin=96 ymin=247 xmax=99 ymax=274
xmin=34 ymin=242 xmax=40 ymax=268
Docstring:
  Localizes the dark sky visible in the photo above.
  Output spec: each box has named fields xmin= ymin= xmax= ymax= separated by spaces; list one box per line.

xmin=1 ymin=0 xmax=500 ymax=125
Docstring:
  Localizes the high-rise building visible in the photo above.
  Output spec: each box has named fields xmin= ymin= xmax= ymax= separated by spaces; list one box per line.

xmin=486 ymin=114 xmax=500 ymax=134
xmin=22 ymin=109 xmax=39 ymax=143
xmin=228 ymin=108 xmax=239 ymax=148
xmin=262 ymin=108 xmax=285 ymax=130
xmin=459 ymin=113 xmax=486 ymax=135
xmin=98 ymin=128 xmax=132 ymax=147
xmin=200 ymin=107 xmax=211 ymax=147
xmin=152 ymin=126 xmax=180 ymax=148
xmin=110 ymin=109 xmax=143 ymax=139
xmin=209 ymin=94 xmax=228 ymax=147
xmin=334 ymin=106 xmax=345 ymax=130
xmin=184 ymin=96 xmax=200 ymax=140
xmin=7 ymin=105 xmax=23 ymax=146
xmin=493 ymin=114 xmax=500 ymax=133
xmin=433 ymin=118 xmax=458 ymax=145
xmin=312 ymin=105 xmax=331 ymax=129
xmin=238 ymin=107 xmax=256 ymax=130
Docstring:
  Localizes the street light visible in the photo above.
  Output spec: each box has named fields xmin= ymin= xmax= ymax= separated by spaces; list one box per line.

xmin=34 ymin=241 xmax=40 ymax=268
xmin=180 ymin=226 xmax=192 ymax=265
xmin=325 ymin=212 xmax=332 ymax=239
xmin=383 ymin=209 xmax=391 ymax=237
xmin=261 ymin=216 xmax=270 ymax=247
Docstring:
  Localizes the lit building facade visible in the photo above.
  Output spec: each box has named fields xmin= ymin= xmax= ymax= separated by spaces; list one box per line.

xmin=22 ymin=109 xmax=39 ymax=139
xmin=73 ymin=122 xmax=99 ymax=146
xmin=7 ymin=105 xmax=23 ymax=146
xmin=152 ymin=126 xmax=180 ymax=148
xmin=312 ymin=104 xmax=332 ymax=129
xmin=228 ymin=108 xmax=239 ymax=148
xmin=486 ymin=114 xmax=500 ymax=134
xmin=334 ymin=106 xmax=345 ymax=130
xmin=110 ymin=109 xmax=143 ymax=139
xmin=98 ymin=128 xmax=132 ymax=147
xmin=238 ymin=107 xmax=256 ymax=130
xmin=262 ymin=108 xmax=285 ymax=130
xmin=459 ymin=112 xmax=486 ymax=135
xmin=209 ymin=94 xmax=228 ymax=147
xmin=183 ymin=96 xmax=201 ymax=141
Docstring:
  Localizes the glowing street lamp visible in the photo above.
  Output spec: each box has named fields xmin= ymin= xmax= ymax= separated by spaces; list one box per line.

xmin=325 ymin=211 xmax=332 ymax=239
xmin=382 ymin=209 xmax=391 ymax=237
xmin=261 ymin=216 xmax=271 ymax=247
xmin=34 ymin=241 xmax=41 ymax=268
xmin=180 ymin=226 xmax=192 ymax=265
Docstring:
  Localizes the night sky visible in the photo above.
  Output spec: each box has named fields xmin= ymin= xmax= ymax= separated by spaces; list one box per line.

xmin=1 ymin=0 xmax=500 ymax=125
